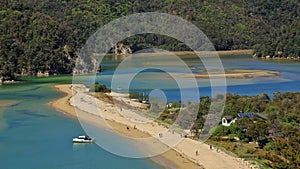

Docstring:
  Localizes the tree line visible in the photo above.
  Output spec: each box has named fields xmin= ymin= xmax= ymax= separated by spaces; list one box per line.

xmin=0 ymin=0 xmax=299 ymax=80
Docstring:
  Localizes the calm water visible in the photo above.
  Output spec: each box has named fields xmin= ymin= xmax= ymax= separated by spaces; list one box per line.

xmin=0 ymin=83 xmax=164 ymax=169
xmin=97 ymin=55 xmax=300 ymax=101
xmin=0 ymin=55 xmax=299 ymax=169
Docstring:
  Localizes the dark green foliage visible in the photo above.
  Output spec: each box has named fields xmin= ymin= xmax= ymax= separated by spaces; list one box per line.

xmin=89 ymin=82 xmax=111 ymax=93
xmin=212 ymin=124 xmax=238 ymax=137
xmin=251 ymin=0 xmax=300 ymax=58
xmin=0 ymin=0 xmax=299 ymax=80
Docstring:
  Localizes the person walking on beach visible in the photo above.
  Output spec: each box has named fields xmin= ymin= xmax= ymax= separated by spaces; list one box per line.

xmin=210 ymin=145 xmax=213 ymax=150
xmin=196 ymin=150 xmax=198 ymax=156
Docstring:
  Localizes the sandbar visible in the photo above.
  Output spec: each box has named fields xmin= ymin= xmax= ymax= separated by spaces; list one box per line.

xmin=50 ymin=84 xmax=258 ymax=169
xmin=192 ymin=69 xmax=280 ymax=79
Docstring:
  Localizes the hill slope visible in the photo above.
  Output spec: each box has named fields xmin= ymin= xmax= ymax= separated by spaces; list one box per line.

xmin=0 ymin=0 xmax=299 ymax=79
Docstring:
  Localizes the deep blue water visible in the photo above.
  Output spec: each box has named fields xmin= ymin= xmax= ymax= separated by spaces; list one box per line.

xmin=95 ymin=55 xmax=300 ymax=102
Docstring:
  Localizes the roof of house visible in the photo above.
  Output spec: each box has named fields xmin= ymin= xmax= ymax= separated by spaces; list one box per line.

xmin=238 ymin=113 xmax=254 ymax=119
xmin=223 ymin=115 xmax=234 ymax=120
xmin=254 ymin=113 xmax=268 ymax=120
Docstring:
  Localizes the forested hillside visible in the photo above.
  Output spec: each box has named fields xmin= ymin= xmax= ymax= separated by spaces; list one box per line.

xmin=0 ymin=0 xmax=299 ymax=79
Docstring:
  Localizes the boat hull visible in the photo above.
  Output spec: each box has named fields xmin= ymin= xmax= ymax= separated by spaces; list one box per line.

xmin=73 ymin=138 xmax=95 ymax=143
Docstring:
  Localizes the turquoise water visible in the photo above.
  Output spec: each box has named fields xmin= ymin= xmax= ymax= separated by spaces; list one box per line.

xmin=0 ymin=55 xmax=299 ymax=169
xmin=0 ymin=83 xmax=164 ymax=169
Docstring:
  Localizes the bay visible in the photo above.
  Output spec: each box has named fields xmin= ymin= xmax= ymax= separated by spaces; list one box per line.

xmin=0 ymin=55 xmax=299 ymax=169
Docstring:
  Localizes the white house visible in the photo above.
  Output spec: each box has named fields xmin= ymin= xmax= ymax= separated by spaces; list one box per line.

xmin=221 ymin=116 xmax=237 ymax=126
xmin=166 ymin=103 xmax=173 ymax=108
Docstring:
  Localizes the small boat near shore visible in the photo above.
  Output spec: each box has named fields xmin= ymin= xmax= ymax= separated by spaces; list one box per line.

xmin=73 ymin=135 xmax=95 ymax=143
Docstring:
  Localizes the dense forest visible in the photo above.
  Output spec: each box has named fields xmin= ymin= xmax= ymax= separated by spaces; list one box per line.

xmin=158 ymin=92 xmax=300 ymax=168
xmin=0 ymin=0 xmax=299 ymax=79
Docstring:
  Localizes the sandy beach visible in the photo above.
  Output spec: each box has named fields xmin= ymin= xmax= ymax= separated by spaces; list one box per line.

xmin=51 ymin=85 xmax=77 ymax=117
xmin=174 ymin=50 xmax=253 ymax=57
xmin=190 ymin=69 xmax=280 ymax=79
xmin=50 ymin=84 xmax=258 ymax=169
xmin=115 ymin=50 xmax=253 ymax=58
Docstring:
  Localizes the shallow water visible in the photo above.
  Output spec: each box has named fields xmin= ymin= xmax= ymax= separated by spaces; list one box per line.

xmin=0 ymin=84 xmax=164 ymax=169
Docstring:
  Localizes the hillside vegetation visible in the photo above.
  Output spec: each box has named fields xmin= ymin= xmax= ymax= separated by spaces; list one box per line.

xmin=0 ymin=0 xmax=299 ymax=79
xmin=159 ymin=92 xmax=300 ymax=168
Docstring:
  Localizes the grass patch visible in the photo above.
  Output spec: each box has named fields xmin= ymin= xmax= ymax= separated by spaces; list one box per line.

xmin=207 ymin=139 xmax=274 ymax=168
xmin=17 ymin=74 xmax=73 ymax=84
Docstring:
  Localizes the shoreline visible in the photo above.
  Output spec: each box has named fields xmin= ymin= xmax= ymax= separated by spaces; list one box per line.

xmin=217 ymin=50 xmax=253 ymax=56
xmin=174 ymin=49 xmax=253 ymax=57
xmin=50 ymin=84 xmax=203 ymax=169
xmin=50 ymin=85 xmax=77 ymax=118
xmin=50 ymin=84 xmax=258 ymax=169
xmin=104 ymin=49 xmax=253 ymax=57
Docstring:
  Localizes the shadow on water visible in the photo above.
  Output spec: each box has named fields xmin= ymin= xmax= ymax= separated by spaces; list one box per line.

xmin=7 ymin=117 xmax=30 ymax=129
xmin=17 ymin=109 xmax=48 ymax=118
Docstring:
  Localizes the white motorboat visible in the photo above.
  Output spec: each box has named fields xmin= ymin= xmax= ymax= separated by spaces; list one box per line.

xmin=73 ymin=135 xmax=95 ymax=143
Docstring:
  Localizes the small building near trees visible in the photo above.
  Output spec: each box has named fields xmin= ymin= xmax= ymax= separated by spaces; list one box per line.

xmin=222 ymin=113 xmax=268 ymax=126
xmin=221 ymin=115 xmax=237 ymax=126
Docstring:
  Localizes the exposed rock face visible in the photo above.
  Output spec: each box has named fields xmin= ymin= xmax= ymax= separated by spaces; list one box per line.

xmin=37 ymin=70 xmax=49 ymax=77
xmin=113 ymin=43 xmax=132 ymax=55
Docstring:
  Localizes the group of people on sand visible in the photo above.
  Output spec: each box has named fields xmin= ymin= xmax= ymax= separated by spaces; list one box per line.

xmin=126 ymin=125 xmax=138 ymax=131
xmin=209 ymin=144 xmax=220 ymax=152
xmin=195 ymin=145 xmax=220 ymax=156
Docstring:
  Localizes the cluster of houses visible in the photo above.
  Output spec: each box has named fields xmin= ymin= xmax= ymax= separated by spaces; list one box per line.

xmin=37 ymin=70 xmax=50 ymax=77
xmin=126 ymin=99 xmax=269 ymax=127
xmin=221 ymin=113 xmax=268 ymax=126
xmin=0 ymin=76 xmax=15 ymax=84
xmin=18 ymin=70 xmax=56 ymax=77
